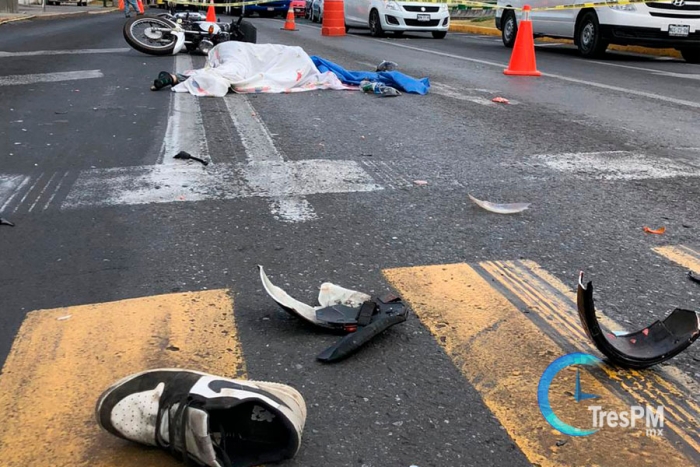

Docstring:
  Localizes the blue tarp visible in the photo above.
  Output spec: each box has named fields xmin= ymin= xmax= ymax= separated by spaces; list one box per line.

xmin=311 ymin=56 xmax=430 ymax=95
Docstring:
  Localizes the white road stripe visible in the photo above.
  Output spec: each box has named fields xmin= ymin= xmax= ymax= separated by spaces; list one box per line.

xmin=431 ymin=82 xmax=496 ymax=107
xmin=0 ymin=70 xmax=103 ymax=86
xmin=0 ymin=175 xmax=29 ymax=212
xmin=60 ymin=161 xmax=382 ymax=209
xmin=28 ymin=172 xmax=58 ymax=213
xmin=0 ymin=48 xmax=129 ymax=58
xmin=224 ymin=95 xmax=319 ymax=222
xmin=159 ymin=55 xmax=209 ymax=165
xmin=589 ymin=60 xmax=700 ymax=81
xmin=43 ymin=171 xmax=69 ymax=211
xmin=529 ymin=151 xmax=700 ymax=180
xmin=351 ymin=38 xmax=700 ymax=110
xmin=224 ymin=97 xmax=282 ymax=163
xmin=13 ymin=173 xmax=44 ymax=213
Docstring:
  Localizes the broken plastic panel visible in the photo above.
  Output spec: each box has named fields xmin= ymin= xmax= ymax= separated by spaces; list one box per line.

xmin=576 ymin=272 xmax=700 ymax=369
xmin=468 ymin=194 xmax=530 ymax=214
xmin=259 ymin=266 xmax=408 ymax=362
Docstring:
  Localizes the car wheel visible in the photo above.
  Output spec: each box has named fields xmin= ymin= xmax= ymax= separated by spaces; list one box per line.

xmin=501 ymin=10 xmax=517 ymax=48
xmin=369 ymin=9 xmax=383 ymax=37
xmin=680 ymin=48 xmax=700 ymax=63
xmin=432 ymin=31 xmax=446 ymax=39
xmin=577 ymin=11 xmax=608 ymax=58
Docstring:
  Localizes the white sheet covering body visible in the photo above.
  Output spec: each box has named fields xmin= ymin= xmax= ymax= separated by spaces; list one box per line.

xmin=173 ymin=42 xmax=352 ymax=97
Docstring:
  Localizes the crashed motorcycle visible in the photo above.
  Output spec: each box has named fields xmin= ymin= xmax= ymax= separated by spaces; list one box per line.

xmin=123 ymin=11 xmax=257 ymax=56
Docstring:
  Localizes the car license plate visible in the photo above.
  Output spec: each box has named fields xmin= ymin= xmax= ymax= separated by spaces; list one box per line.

xmin=669 ymin=24 xmax=690 ymax=37
xmin=417 ymin=14 xmax=431 ymax=22
xmin=267 ymin=6 xmax=274 ymax=11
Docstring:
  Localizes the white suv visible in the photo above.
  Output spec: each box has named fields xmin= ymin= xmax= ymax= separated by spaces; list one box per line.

xmin=344 ymin=0 xmax=450 ymax=38
xmin=496 ymin=0 xmax=700 ymax=63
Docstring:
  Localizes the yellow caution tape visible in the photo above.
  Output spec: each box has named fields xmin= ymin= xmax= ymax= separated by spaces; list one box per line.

xmin=165 ymin=0 xmax=678 ymax=12
xmin=166 ymin=0 xmax=286 ymax=8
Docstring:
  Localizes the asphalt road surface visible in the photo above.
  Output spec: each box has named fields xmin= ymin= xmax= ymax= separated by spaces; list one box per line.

xmin=0 ymin=10 xmax=699 ymax=467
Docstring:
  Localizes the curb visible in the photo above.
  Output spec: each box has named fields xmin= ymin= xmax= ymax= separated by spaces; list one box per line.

xmin=0 ymin=7 xmax=117 ymax=25
xmin=449 ymin=21 xmax=682 ymax=60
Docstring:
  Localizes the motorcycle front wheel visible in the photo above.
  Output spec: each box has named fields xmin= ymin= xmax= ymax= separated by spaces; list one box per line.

xmin=123 ymin=16 xmax=179 ymax=56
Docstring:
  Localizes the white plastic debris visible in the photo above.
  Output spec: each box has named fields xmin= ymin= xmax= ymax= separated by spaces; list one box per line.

xmin=468 ymin=194 xmax=530 ymax=214
xmin=57 ymin=315 xmax=72 ymax=321
xmin=259 ymin=266 xmax=370 ymax=328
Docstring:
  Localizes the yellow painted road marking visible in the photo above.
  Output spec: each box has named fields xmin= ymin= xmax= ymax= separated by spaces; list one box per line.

xmin=0 ymin=290 xmax=244 ymax=467
xmin=384 ymin=263 xmax=695 ymax=467
xmin=654 ymin=245 xmax=700 ymax=273
xmin=479 ymin=260 xmax=700 ymax=456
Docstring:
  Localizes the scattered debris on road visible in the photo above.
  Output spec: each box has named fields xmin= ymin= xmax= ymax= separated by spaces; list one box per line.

xmin=57 ymin=315 xmax=72 ymax=321
xmin=468 ymin=194 xmax=530 ymax=214
xmin=689 ymin=271 xmax=700 ymax=284
xmin=173 ymin=151 xmax=209 ymax=166
xmin=376 ymin=60 xmax=398 ymax=72
xmin=643 ymin=226 xmax=666 ymax=234
xmin=413 ymin=180 xmax=428 ymax=186
xmin=360 ymin=80 xmax=402 ymax=97
xmin=260 ymin=266 xmax=408 ymax=362
xmin=0 ymin=217 xmax=15 ymax=227
xmin=577 ymin=272 xmax=700 ymax=368
xmin=492 ymin=97 xmax=510 ymax=104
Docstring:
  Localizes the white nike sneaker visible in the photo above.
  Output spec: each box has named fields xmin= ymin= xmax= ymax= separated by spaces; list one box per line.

xmin=95 ymin=369 xmax=307 ymax=467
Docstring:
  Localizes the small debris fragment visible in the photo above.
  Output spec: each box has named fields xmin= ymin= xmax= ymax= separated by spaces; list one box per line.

xmin=643 ymin=226 xmax=666 ymax=235
xmin=413 ymin=180 xmax=428 ymax=186
xmin=492 ymin=97 xmax=510 ymax=104
xmin=0 ymin=217 xmax=15 ymax=227
xmin=173 ymin=151 xmax=209 ymax=166
xmin=689 ymin=271 xmax=700 ymax=284
xmin=468 ymin=194 xmax=530 ymax=214
xmin=556 ymin=439 xmax=567 ymax=447
xmin=376 ymin=60 xmax=398 ymax=72
xmin=166 ymin=345 xmax=180 ymax=351
xmin=57 ymin=315 xmax=72 ymax=321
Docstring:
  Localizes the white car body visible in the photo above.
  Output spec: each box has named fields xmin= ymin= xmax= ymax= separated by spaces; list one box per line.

xmin=310 ymin=0 xmax=324 ymax=22
xmin=344 ymin=0 xmax=450 ymax=36
xmin=495 ymin=0 xmax=700 ymax=60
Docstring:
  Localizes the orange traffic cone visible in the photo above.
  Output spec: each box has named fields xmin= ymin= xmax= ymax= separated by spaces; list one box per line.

xmin=321 ymin=0 xmax=345 ymax=36
xmin=118 ymin=0 xmax=124 ymax=10
xmin=206 ymin=1 xmax=217 ymax=22
xmin=136 ymin=0 xmax=144 ymax=14
xmin=503 ymin=5 xmax=541 ymax=77
xmin=281 ymin=6 xmax=298 ymax=31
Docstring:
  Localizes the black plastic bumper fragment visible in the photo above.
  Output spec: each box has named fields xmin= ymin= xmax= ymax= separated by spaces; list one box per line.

xmin=316 ymin=295 xmax=408 ymax=363
xmin=577 ymin=272 xmax=700 ymax=369
xmin=259 ymin=266 xmax=408 ymax=363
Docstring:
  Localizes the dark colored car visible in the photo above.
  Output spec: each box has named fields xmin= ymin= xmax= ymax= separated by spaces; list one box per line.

xmin=233 ymin=1 xmax=292 ymax=18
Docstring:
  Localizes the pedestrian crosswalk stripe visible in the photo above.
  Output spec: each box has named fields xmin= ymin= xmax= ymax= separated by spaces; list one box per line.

xmin=654 ymin=244 xmax=700 ymax=273
xmin=384 ymin=262 xmax=697 ymax=467
xmin=0 ymin=290 xmax=243 ymax=467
